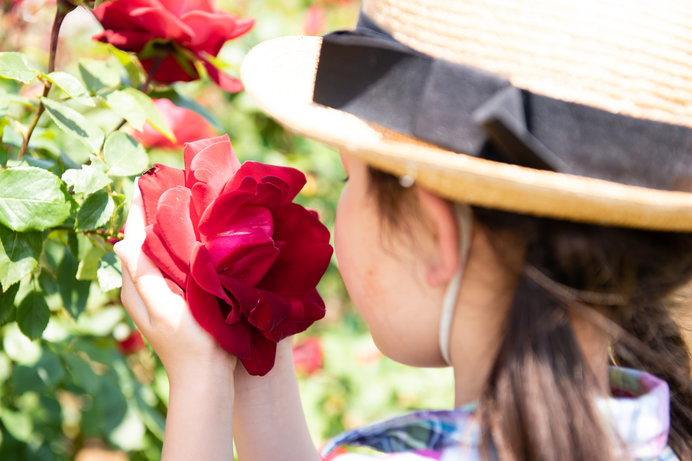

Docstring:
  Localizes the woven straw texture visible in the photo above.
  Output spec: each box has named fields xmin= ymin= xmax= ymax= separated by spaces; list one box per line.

xmin=364 ymin=0 xmax=692 ymax=129
xmin=241 ymin=35 xmax=692 ymax=231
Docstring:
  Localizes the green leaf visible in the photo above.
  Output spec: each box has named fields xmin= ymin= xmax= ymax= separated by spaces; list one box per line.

xmin=0 ymin=90 xmax=8 ymax=118
xmin=2 ymin=119 xmax=23 ymax=147
xmin=0 ymin=282 xmax=19 ymax=322
xmin=44 ymin=71 xmax=89 ymax=100
xmin=11 ymin=349 xmax=64 ymax=392
xmin=40 ymin=97 xmax=104 ymax=153
xmin=0 ymin=225 xmax=42 ymax=289
xmin=109 ymin=405 xmax=146 ymax=450
xmin=57 ymin=249 xmax=89 ymax=319
xmin=76 ymin=190 xmax=115 ymax=230
xmin=62 ymin=158 xmax=111 ymax=195
xmin=103 ymin=131 xmax=149 ymax=176
xmin=3 ymin=324 xmax=41 ymax=363
xmin=76 ymin=245 xmax=107 ymax=281
xmin=122 ymin=88 xmax=175 ymax=142
xmin=78 ymin=58 xmax=121 ymax=94
xmin=97 ymin=252 xmax=122 ymax=292
xmin=111 ymin=192 xmax=127 ymax=232
xmin=64 ymin=354 xmax=99 ymax=393
xmin=107 ymin=45 xmax=142 ymax=88
xmin=102 ymin=90 xmax=147 ymax=131
xmin=35 ymin=349 xmax=65 ymax=389
xmin=16 ymin=291 xmax=50 ymax=340
xmin=0 ymin=408 xmax=33 ymax=442
xmin=0 ymin=167 xmax=72 ymax=231
xmin=0 ymin=52 xmax=39 ymax=83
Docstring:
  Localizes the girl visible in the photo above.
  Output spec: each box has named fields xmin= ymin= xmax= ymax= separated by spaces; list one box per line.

xmin=115 ymin=0 xmax=692 ymax=459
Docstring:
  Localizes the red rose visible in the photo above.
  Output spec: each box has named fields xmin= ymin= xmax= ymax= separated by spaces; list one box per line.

xmin=117 ymin=330 xmax=146 ymax=355
xmin=302 ymin=5 xmax=327 ymax=36
xmin=138 ymin=135 xmax=333 ymax=375
xmin=92 ymin=0 xmax=253 ymax=92
xmin=133 ymin=98 xmax=217 ymax=148
xmin=292 ymin=337 xmax=323 ymax=375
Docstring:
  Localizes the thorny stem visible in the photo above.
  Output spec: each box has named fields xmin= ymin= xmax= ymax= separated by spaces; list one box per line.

xmin=18 ymin=2 xmax=71 ymax=160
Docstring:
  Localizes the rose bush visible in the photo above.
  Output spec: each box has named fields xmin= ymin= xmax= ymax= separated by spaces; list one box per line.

xmin=133 ymin=98 xmax=217 ymax=148
xmin=138 ymin=135 xmax=333 ymax=375
xmin=92 ymin=0 xmax=253 ymax=92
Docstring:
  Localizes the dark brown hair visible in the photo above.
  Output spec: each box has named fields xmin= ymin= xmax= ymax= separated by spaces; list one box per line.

xmin=367 ymin=167 xmax=692 ymax=460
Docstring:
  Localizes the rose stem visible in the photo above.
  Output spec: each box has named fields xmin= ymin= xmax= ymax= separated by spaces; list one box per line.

xmin=18 ymin=0 xmax=72 ymax=160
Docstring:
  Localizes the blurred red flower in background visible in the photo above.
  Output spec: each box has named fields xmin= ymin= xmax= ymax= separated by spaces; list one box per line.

xmin=302 ymin=5 xmax=326 ymax=36
xmin=138 ymin=135 xmax=333 ymax=375
xmin=117 ymin=330 xmax=146 ymax=355
xmin=292 ymin=337 xmax=323 ymax=374
xmin=133 ymin=98 xmax=216 ymax=148
xmin=92 ymin=0 xmax=253 ymax=92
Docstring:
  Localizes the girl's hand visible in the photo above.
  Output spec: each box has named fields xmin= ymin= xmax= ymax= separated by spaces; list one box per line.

xmin=114 ymin=180 xmax=236 ymax=380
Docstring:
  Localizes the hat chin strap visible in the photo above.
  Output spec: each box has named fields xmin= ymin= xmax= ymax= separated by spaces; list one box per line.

xmin=439 ymin=205 xmax=473 ymax=366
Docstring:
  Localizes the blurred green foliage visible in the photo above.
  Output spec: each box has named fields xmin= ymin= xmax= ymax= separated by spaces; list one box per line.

xmin=0 ymin=1 xmax=453 ymax=459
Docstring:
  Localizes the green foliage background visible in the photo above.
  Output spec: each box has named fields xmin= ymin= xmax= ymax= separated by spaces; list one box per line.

xmin=0 ymin=1 xmax=453 ymax=459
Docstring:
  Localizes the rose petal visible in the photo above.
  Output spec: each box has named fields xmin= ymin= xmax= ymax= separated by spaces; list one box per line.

xmin=244 ymin=181 xmax=285 ymax=212
xmin=259 ymin=203 xmax=332 ymax=295
xmin=190 ymin=243 xmax=232 ymax=305
xmin=214 ymin=238 xmax=279 ymax=286
xmin=133 ymin=98 xmax=217 ymax=148
xmin=93 ymin=0 xmax=152 ymax=30
xmin=197 ymin=189 xmax=257 ymax=237
xmin=264 ymin=289 xmax=326 ymax=341
xmin=224 ymin=162 xmax=306 ymax=204
xmin=181 ymin=10 xmax=248 ymax=53
xmin=201 ymin=57 xmax=244 ymax=93
xmin=185 ymin=135 xmax=240 ymax=207
xmin=92 ymin=29 xmax=153 ymax=52
xmin=144 ymin=54 xmax=199 ymax=84
xmin=142 ymin=225 xmax=187 ymax=288
xmin=129 ymin=5 xmax=193 ymax=42
xmin=217 ymin=273 xmax=259 ymax=320
xmin=159 ymin=0 xmax=213 ymax=17
xmin=201 ymin=200 xmax=273 ymax=242
xmin=247 ymin=290 xmax=291 ymax=333
xmin=185 ymin=134 xmax=239 ymax=184
xmin=186 ymin=276 xmax=252 ymax=359
xmin=138 ymin=164 xmax=185 ymax=226
xmin=184 ymin=135 xmax=230 ymax=171
xmin=239 ymin=331 xmax=277 ymax=376
xmin=152 ymin=186 xmax=197 ymax=266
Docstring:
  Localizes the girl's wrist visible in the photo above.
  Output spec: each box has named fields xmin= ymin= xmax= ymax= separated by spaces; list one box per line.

xmin=166 ymin=349 xmax=237 ymax=390
xmin=233 ymin=338 xmax=295 ymax=399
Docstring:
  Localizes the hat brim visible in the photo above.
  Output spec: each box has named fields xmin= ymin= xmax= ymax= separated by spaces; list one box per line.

xmin=241 ymin=36 xmax=692 ymax=232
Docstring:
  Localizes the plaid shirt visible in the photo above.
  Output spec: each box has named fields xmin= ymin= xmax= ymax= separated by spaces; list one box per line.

xmin=321 ymin=367 xmax=677 ymax=461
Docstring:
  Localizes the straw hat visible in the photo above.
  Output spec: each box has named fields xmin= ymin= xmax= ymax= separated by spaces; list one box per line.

xmin=241 ymin=0 xmax=692 ymax=231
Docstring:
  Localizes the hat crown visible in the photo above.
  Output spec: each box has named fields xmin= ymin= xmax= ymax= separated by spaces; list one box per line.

xmin=363 ymin=0 xmax=692 ymax=128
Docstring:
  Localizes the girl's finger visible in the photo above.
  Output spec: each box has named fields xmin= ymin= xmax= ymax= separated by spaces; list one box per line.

xmin=122 ymin=177 xmax=146 ymax=247
xmin=119 ymin=262 xmax=152 ymax=330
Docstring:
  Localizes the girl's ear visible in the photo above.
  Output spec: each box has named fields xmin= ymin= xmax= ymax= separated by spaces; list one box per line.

xmin=415 ymin=186 xmax=462 ymax=287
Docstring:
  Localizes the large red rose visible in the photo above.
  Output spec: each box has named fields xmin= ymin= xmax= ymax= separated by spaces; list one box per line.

xmin=133 ymin=98 xmax=217 ymax=148
xmin=138 ymin=135 xmax=333 ymax=375
xmin=92 ymin=0 xmax=253 ymax=92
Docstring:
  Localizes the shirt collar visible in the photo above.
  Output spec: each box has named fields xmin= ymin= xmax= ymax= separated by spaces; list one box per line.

xmin=321 ymin=367 xmax=673 ymax=459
